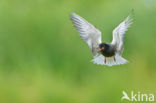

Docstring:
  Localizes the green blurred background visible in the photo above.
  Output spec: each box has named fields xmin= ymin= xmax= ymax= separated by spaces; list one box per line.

xmin=0 ymin=0 xmax=156 ymax=103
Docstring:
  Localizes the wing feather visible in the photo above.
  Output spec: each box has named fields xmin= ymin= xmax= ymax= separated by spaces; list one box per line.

xmin=70 ymin=13 xmax=102 ymax=56
xmin=112 ymin=12 xmax=133 ymax=55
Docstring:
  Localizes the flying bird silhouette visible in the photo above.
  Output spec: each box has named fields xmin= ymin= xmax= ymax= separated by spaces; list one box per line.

xmin=70 ymin=11 xmax=133 ymax=66
xmin=121 ymin=91 xmax=130 ymax=101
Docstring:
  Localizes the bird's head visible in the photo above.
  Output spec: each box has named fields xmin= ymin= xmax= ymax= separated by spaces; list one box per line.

xmin=98 ymin=43 xmax=108 ymax=52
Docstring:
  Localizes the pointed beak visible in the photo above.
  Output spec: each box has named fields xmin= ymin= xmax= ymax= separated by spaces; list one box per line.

xmin=98 ymin=48 xmax=102 ymax=52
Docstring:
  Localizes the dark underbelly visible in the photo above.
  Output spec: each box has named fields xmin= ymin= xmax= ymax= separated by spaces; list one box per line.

xmin=101 ymin=51 xmax=115 ymax=57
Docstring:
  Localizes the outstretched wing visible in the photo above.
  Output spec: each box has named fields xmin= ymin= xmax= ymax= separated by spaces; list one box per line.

xmin=70 ymin=13 xmax=102 ymax=57
xmin=111 ymin=12 xmax=133 ymax=55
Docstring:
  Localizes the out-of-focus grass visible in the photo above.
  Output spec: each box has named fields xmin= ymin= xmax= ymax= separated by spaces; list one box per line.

xmin=0 ymin=0 xmax=156 ymax=103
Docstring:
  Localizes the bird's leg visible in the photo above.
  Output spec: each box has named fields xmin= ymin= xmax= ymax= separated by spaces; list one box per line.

xmin=104 ymin=58 xmax=106 ymax=64
xmin=114 ymin=57 xmax=116 ymax=62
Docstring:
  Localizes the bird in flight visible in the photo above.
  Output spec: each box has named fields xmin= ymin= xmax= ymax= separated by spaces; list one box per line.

xmin=70 ymin=11 xmax=133 ymax=66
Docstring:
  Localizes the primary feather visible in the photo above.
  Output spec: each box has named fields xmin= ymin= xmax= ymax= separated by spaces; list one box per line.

xmin=70 ymin=13 xmax=102 ymax=57
xmin=112 ymin=12 xmax=133 ymax=55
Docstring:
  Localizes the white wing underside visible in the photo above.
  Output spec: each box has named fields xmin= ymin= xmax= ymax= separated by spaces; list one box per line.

xmin=70 ymin=13 xmax=102 ymax=56
xmin=111 ymin=12 xmax=133 ymax=55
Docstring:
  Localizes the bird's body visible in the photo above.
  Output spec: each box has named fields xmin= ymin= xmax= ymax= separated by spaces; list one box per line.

xmin=70 ymin=11 xmax=133 ymax=66
xmin=99 ymin=43 xmax=116 ymax=57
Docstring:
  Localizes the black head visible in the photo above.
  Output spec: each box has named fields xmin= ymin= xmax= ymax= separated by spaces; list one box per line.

xmin=98 ymin=43 xmax=109 ymax=52
xmin=98 ymin=43 xmax=116 ymax=57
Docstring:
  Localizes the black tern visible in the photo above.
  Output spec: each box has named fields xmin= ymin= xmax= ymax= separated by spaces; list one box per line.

xmin=70 ymin=11 xmax=133 ymax=66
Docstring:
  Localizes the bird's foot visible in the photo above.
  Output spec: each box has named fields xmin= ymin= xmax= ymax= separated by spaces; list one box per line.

xmin=114 ymin=57 xmax=116 ymax=62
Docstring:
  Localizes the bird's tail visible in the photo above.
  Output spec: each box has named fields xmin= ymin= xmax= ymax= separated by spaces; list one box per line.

xmin=91 ymin=54 xmax=128 ymax=66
